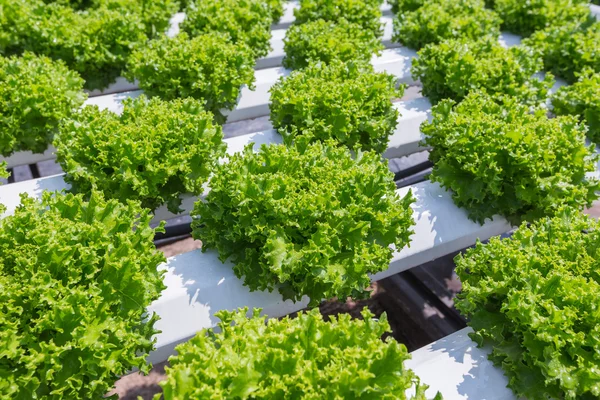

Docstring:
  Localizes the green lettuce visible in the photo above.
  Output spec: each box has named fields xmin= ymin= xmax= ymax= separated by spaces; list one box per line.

xmin=294 ymin=0 xmax=383 ymax=35
xmin=0 ymin=52 xmax=86 ymax=157
xmin=43 ymin=0 xmax=178 ymax=37
xmin=422 ymin=92 xmax=600 ymax=225
xmin=55 ymin=95 xmax=225 ymax=214
xmin=522 ymin=22 xmax=600 ymax=84
xmin=269 ymin=61 xmax=404 ymax=153
xmin=392 ymin=0 xmax=501 ymax=50
xmin=0 ymin=191 xmax=166 ymax=399
xmin=411 ymin=37 xmax=552 ymax=105
xmin=159 ymin=307 xmax=441 ymax=399
xmin=180 ymin=0 xmax=273 ymax=58
xmin=266 ymin=0 xmax=285 ymax=22
xmin=456 ymin=210 xmax=600 ymax=400
xmin=387 ymin=0 xmax=425 ymax=13
xmin=125 ymin=32 xmax=256 ymax=124
xmin=0 ymin=0 xmax=174 ymax=90
xmin=192 ymin=141 xmax=415 ymax=305
xmin=490 ymin=0 xmax=592 ymax=37
xmin=283 ymin=19 xmax=383 ymax=70
xmin=552 ymin=70 xmax=600 ymax=143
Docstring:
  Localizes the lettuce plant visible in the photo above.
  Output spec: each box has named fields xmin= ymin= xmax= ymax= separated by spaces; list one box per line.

xmin=422 ymin=92 xmax=600 ymax=225
xmin=43 ymin=0 xmax=178 ymax=37
xmin=158 ymin=308 xmax=441 ymax=399
xmin=0 ymin=0 xmax=170 ymax=90
xmin=266 ymin=0 xmax=285 ymax=22
xmin=0 ymin=191 xmax=166 ymax=399
xmin=294 ymin=0 xmax=383 ymax=35
xmin=456 ymin=211 xmax=600 ymax=400
xmin=392 ymin=0 xmax=501 ymax=50
xmin=192 ymin=141 xmax=415 ymax=305
xmin=125 ymin=32 xmax=256 ymax=124
xmin=388 ymin=0 xmax=424 ymax=13
xmin=411 ymin=37 xmax=553 ymax=105
xmin=270 ymin=61 xmax=404 ymax=153
xmin=552 ymin=70 xmax=600 ymax=143
xmin=283 ymin=19 xmax=383 ymax=70
xmin=522 ymin=22 xmax=600 ymax=84
xmin=55 ymin=96 xmax=226 ymax=213
xmin=552 ymin=70 xmax=600 ymax=144
xmin=0 ymin=52 xmax=86 ymax=157
xmin=180 ymin=0 xmax=273 ymax=58
xmin=491 ymin=0 xmax=592 ymax=37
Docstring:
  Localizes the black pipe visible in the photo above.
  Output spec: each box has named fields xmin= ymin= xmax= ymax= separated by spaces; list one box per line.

xmin=396 ymin=169 xmax=431 ymax=189
xmin=154 ymin=222 xmax=193 ymax=241
xmin=393 ymin=160 xmax=433 ymax=181
xmin=7 ymin=168 xmax=14 ymax=183
xmin=29 ymin=163 xmax=41 ymax=179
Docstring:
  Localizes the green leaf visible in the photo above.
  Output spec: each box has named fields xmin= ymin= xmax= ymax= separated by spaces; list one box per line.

xmin=54 ymin=95 xmax=226 ymax=213
xmin=456 ymin=210 xmax=600 ymax=399
xmin=283 ymin=18 xmax=383 ymax=70
xmin=422 ymin=91 xmax=600 ymax=225
xmin=522 ymin=21 xmax=600 ymax=84
xmin=270 ymin=60 xmax=404 ymax=153
xmin=160 ymin=307 xmax=438 ymax=399
xmin=490 ymin=0 xmax=592 ymax=38
xmin=181 ymin=0 xmax=273 ymax=59
xmin=0 ymin=52 xmax=86 ymax=156
xmin=125 ymin=32 xmax=256 ymax=124
xmin=294 ymin=0 xmax=383 ymax=35
xmin=552 ymin=70 xmax=600 ymax=143
xmin=412 ymin=37 xmax=552 ymax=106
xmin=191 ymin=141 xmax=414 ymax=305
xmin=392 ymin=0 xmax=501 ymax=50
xmin=0 ymin=191 xmax=166 ymax=399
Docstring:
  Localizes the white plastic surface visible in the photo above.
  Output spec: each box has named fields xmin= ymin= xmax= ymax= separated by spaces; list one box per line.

xmin=406 ymin=328 xmax=516 ymax=399
xmin=592 ymin=4 xmax=600 ymax=19
xmin=2 ymin=147 xmax=57 ymax=169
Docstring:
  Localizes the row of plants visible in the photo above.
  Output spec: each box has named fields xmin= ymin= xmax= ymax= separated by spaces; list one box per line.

xmin=158 ymin=1 xmax=436 ymax=397
xmin=0 ymin=1 xmax=433 ymax=398
xmin=390 ymin=1 xmax=600 ymax=398
xmin=0 ymin=0 xmax=285 ymax=158
xmin=1 ymin=0 xmax=600 ymax=398
xmin=0 ymin=0 xmax=178 ymax=89
xmin=390 ymin=0 xmax=593 ymax=46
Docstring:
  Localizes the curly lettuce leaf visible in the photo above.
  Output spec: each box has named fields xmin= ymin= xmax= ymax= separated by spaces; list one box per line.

xmin=294 ymin=0 xmax=383 ymax=35
xmin=422 ymin=91 xmax=600 ymax=225
xmin=456 ymin=210 xmax=600 ymax=399
xmin=159 ymin=307 xmax=440 ymax=399
xmin=181 ymin=0 xmax=273 ymax=58
xmin=0 ymin=191 xmax=166 ymax=399
xmin=491 ymin=0 xmax=593 ymax=37
xmin=392 ymin=0 xmax=501 ymax=50
xmin=125 ymin=32 xmax=256 ymax=124
xmin=283 ymin=18 xmax=383 ymax=70
xmin=552 ymin=70 xmax=600 ymax=143
xmin=411 ymin=37 xmax=552 ymax=106
xmin=522 ymin=22 xmax=600 ymax=84
xmin=55 ymin=95 xmax=226 ymax=213
xmin=270 ymin=61 xmax=404 ymax=153
xmin=0 ymin=52 xmax=86 ymax=156
xmin=192 ymin=141 xmax=415 ymax=305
